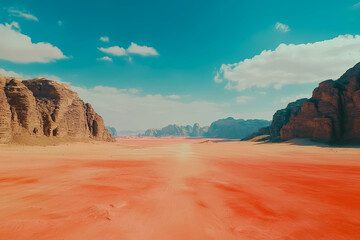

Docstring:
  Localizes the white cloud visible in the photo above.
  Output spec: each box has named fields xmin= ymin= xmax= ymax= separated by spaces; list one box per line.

xmin=167 ymin=95 xmax=181 ymax=99
xmin=215 ymin=35 xmax=360 ymax=92
xmin=9 ymin=9 xmax=38 ymax=21
xmin=127 ymin=42 xmax=159 ymax=56
xmin=98 ymin=46 xmax=127 ymax=56
xmin=97 ymin=56 xmax=113 ymax=61
xmin=72 ymin=85 xmax=233 ymax=130
xmin=236 ymin=96 xmax=253 ymax=104
xmin=0 ymin=22 xmax=67 ymax=63
xmin=275 ymin=22 xmax=290 ymax=32
xmin=0 ymin=68 xmax=23 ymax=78
xmin=97 ymin=42 xmax=158 ymax=59
xmin=100 ymin=36 xmax=109 ymax=42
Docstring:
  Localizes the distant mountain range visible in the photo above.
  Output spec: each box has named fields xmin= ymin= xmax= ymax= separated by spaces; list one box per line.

xmin=140 ymin=123 xmax=208 ymax=137
xmin=206 ymin=117 xmax=271 ymax=139
xmin=138 ymin=118 xmax=271 ymax=139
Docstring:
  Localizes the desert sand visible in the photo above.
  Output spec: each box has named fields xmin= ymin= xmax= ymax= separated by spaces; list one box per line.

xmin=0 ymin=138 xmax=359 ymax=240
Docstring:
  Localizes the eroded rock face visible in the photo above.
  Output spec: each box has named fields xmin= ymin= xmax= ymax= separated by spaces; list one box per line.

xmin=280 ymin=62 xmax=360 ymax=143
xmin=0 ymin=76 xmax=114 ymax=143
xmin=269 ymin=98 xmax=308 ymax=142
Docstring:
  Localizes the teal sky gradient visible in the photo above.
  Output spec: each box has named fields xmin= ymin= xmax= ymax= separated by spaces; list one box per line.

xmin=1 ymin=0 xmax=360 ymax=130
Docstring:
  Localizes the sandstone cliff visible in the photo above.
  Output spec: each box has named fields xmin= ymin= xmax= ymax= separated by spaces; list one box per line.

xmin=0 ymin=76 xmax=114 ymax=144
xmin=269 ymin=98 xmax=308 ymax=142
xmin=280 ymin=62 xmax=360 ymax=142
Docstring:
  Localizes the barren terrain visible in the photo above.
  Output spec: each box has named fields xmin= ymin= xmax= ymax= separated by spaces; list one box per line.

xmin=0 ymin=138 xmax=359 ymax=240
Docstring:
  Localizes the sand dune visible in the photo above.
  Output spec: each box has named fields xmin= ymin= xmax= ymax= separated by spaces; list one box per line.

xmin=0 ymin=138 xmax=359 ymax=240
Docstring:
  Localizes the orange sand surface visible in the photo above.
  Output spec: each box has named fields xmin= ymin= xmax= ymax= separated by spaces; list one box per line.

xmin=0 ymin=138 xmax=360 ymax=240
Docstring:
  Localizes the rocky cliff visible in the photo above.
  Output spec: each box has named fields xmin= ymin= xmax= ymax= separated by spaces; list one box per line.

xmin=0 ymin=76 xmax=114 ymax=143
xmin=269 ymin=98 xmax=308 ymax=142
xmin=280 ymin=62 xmax=360 ymax=143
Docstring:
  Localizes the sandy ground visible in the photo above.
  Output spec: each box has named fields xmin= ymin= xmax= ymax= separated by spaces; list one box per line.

xmin=0 ymin=138 xmax=360 ymax=240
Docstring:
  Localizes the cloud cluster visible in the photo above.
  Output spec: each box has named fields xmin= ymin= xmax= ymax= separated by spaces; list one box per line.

xmin=215 ymin=35 xmax=360 ymax=92
xmin=0 ymin=22 xmax=67 ymax=63
xmin=8 ymin=9 xmax=38 ymax=21
xmin=98 ymin=46 xmax=126 ymax=56
xmin=275 ymin=22 xmax=290 ymax=32
xmin=98 ymin=42 xmax=158 ymax=61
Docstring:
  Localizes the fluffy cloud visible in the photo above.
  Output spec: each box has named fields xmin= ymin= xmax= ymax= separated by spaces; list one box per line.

xmin=215 ymin=35 xmax=360 ymax=92
xmin=97 ymin=42 xmax=158 ymax=60
xmin=0 ymin=22 xmax=67 ymax=63
xmin=236 ymin=96 xmax=253 ymax=104
xmin=98 ymin=46 xmax=127 ymax=56
xmin=97 ymin=56 xmax=113 ymax=61
xmin=0 ymin=68 xmax=23 ymax=78
xmin=275 ymin=22 xmax=290 ymax=32
xmin=100 ymin=36 xmax=109 ymax=42
xmin=72 ymin=85 xmax=233 ymax=130
xmin=8 ymin=9 xmax=38 ymax=21
xmin=127 ymin=42 xmax=159 ymax=56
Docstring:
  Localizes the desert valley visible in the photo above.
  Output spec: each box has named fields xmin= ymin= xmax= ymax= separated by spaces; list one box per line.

xmin=1 ymin=63 xmax=360 ymax=239
xmin=1 ymin=1 xmax=360 ymax=239
xmin=1 ymin=139 xmax=360 ymax=240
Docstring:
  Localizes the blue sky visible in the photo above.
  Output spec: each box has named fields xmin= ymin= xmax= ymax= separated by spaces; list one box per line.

xmin=1 ymin=0 xmax=360 ymax=130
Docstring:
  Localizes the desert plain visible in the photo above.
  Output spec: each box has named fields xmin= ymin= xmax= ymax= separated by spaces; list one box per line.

xmin=0 ymin=138 xmax=360 ymax=240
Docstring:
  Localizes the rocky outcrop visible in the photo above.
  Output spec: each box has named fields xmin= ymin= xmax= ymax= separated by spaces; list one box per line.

xmin=269 ymin=98 xmax=308 ymax=142
xmin=0 ymin=75 xmax=114 ymax=143
xmin=205 ymin=117 xmax=271 ymax=139
xmin=280 ymin=62 xmax=360 ymax=143
xmin=141 ymin=123 xmax=208 ymax=137
xmin=190 ymin=123 xmax=208 ymax=137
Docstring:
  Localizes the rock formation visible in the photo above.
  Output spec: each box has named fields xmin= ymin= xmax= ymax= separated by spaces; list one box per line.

xmin=0 ymin=75 xmax=114 ymax=143
xmin=141 ymin=124 xmax=208 ymax=137
xmin=269 ymin=99 xmax=308 ymax=142
xmin=205 ymin=117 xmax=271 ymax=139
xmin=280 ymin=62 xmax=360 ymax=143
